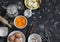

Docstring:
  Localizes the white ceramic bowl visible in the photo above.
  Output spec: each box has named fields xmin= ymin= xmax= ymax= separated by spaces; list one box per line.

xmin=7 ymin=31 xmax=25 ymax=42
xmin=28 ymin=33 xmax=42 ymax=42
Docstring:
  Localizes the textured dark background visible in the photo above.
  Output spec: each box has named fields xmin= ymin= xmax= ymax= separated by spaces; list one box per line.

xmin=0 ymin=0 xmax=60 ymax=42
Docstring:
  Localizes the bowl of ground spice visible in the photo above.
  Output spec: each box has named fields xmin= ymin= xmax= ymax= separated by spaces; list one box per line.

xmin=14 ymin=15 xmax=28 ymax=29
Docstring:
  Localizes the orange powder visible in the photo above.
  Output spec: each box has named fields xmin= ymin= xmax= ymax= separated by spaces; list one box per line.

xmin=14 ymin=16 xmax=27 ymax=29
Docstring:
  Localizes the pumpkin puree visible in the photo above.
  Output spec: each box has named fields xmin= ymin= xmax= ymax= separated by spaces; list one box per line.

xmin=14 ymin=16 xmax=27 ymax=29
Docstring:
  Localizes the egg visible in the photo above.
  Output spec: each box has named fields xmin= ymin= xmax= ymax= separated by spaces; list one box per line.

xmin=15 ymin=32 xmax=22 ymax=38
xmin=10 ymin=41 xmax=14 ymax=42
xmin=15 ymin=38 xmax=21 ymax=42
xmin=9 ymin=35 xmax=15 ymax=41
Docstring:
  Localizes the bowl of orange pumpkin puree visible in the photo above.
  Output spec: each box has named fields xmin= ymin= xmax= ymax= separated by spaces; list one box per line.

xmin=14 ymin=15 xmax=27 ymax=29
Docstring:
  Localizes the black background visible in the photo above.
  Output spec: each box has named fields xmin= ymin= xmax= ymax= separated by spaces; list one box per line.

xmin=0 ymin=0 xmax=60 ymax=42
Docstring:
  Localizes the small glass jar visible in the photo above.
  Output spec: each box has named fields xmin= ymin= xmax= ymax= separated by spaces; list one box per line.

xmin=24 ymin=9 xmax=34 ymax=18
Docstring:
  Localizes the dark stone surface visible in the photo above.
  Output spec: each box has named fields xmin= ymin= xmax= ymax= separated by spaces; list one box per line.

xmin=0 ymin=0 xmax=60 ymax=42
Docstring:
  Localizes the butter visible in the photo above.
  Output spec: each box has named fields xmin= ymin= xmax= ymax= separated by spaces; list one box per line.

xmin=32 ymin=2 xmax=37 ymax=7
xmin=28 ymin=1 xmax=33 ymax=6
